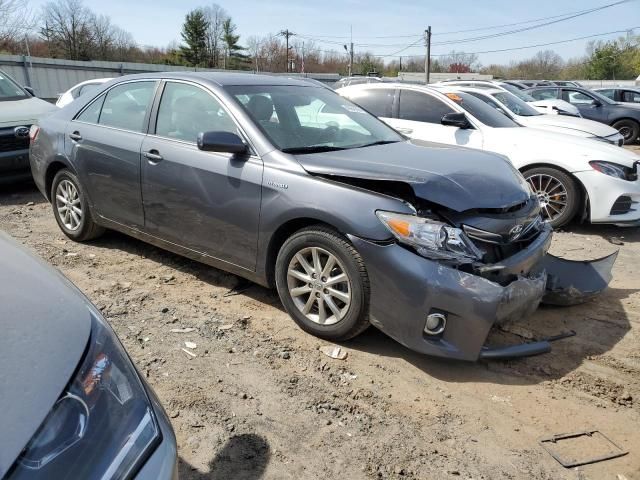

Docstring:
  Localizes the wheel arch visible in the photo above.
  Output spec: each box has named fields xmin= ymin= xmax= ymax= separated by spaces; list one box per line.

xmin=263 ymin=217 xmax=345 ymax=288
xmin=44 ymin=158 xmax=77 ymax=202
xmin=520 ymin=162 xmax=589 ymax=223
xmin=610 ymin=116 xmax=640 ymax=127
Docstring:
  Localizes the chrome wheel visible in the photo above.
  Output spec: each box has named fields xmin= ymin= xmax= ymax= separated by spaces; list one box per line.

xmin=526 ymin=173 xmax=568 ymax=223
xmin=286 ymin=247 xmax=351 ymax=326
xmin=55 ymin=179 xmax=82 ymax=231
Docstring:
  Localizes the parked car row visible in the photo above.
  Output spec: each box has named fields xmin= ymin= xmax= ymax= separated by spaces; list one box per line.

xmin=337 ymin=82 xmax=640 ymax=228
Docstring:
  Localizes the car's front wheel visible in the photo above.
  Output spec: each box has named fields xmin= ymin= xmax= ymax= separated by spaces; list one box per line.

xmin=51 ymin=169 xmax=105 ymax=241
xmin=523 ymin=167 xmax=580 ymax=228
xmin=275 ymin=226 xmax=370 ymax=341
xmin=612 ymin=119 xmax=640 ymax=145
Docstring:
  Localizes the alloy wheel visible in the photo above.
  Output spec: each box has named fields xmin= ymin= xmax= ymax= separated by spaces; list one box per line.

xmin=526 ymin=173 xmax=568 ymax=223
xmin=286 ymin=247 xmax=351 ymax=326
xmin=55 ymin=179 xmax=83 ymax=231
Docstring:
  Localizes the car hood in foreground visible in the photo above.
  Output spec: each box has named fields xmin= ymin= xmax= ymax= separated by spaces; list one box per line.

xmin=295 ymin=139 xmax=531 ymax=212
xmin=523 ymin=114 xmax=618 ymax=137
xmin=0 ymin=97 xmax=57 ymax=128
xmin=0 ymin=233 xmax=91 ymax=478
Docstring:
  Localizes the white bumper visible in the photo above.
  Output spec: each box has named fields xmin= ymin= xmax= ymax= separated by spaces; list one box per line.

xmin=574 ymin=170 xmax=640 ymax=224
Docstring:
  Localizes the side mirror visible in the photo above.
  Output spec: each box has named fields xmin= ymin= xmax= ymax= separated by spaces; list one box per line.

xmin=23 ymin=86 xmax=35 ymax=96
xmin=591 ymin=99 xmax=602 ymax=107
xmin=441 ymin=112 xmax=472 ymax=129
xmin=197 ymin=131 xmax=248 ymax=154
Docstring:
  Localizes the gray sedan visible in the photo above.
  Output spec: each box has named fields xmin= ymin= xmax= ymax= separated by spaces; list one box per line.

xmin=30 ymin=73 xmax=613 ymax=361
xmin=0 ymin=232 xmax=177 ymax=479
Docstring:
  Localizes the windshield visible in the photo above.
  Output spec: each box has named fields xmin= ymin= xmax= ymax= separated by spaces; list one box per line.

xmin=0 ymin=71 xmax=28 ymax=100
xmin=225 ymin=85 xmax=402 ymax=153
xmin=499 ymin=83 xmax=536 ymax=102
xmin=443 ymin=91 xmax=520 ymax=128
xmin=491 ymin=91 xmax=541 ymax=116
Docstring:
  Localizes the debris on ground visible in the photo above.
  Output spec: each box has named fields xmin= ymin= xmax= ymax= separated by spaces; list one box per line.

xmin=319 ymin=345 xmax=348 ymax=360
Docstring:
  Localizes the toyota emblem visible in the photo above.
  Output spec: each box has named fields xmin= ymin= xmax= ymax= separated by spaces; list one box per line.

xmin=14 ymin=126 xmax=30 ymax=139
xmin=509 ymin=224 xmax=524 ymax=240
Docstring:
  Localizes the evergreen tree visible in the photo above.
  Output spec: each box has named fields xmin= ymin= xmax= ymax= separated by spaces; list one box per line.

xmin=180 ymin=9 xmax=209 ymax=66
xmin=222 ymin=18 xmax=248 ymax=69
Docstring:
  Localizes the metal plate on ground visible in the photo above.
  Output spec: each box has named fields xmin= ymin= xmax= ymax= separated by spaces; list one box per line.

xmin=540 ymin=430 xmax=628 ymax=468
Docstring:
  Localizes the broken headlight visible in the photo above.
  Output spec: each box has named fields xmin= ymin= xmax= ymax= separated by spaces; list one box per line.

xmin=6 ymin=313 xmax=160 ymax=479
xmin=377 ymin=211 xmax=483 ymax=262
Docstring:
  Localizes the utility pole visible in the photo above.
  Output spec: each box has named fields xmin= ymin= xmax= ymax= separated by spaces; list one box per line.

xmin=343 ymin=25 xmax=354 ymax=76
xmin=301 ymin=41 xmax=305 ymax=74
xmin=399 ymin=56 xmax=402 ymax=71
xmin=278 ymin=29 xmax=295 ymax=73
xmin=424 ymin=26 xmax=431 ymax=84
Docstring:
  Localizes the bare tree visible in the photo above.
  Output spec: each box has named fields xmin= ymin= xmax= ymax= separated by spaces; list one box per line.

xmin=0 ymin=0 xmax=34 ymax=48
xmin=40 ymin=0 xmax=96 ymax=59
xmin=202 ymin=3 xmax=227 ymax=68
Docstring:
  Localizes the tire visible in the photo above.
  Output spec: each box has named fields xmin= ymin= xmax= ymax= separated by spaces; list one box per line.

xmin=51 ymin=169 xmax=105 ymax=241
xmin=522 ymin=167 xmax=580 ymax=229
xmin=275 ymin=226 xmax=370 ymax=342
xmin=612 ymin=119 xmax=640 ymax=145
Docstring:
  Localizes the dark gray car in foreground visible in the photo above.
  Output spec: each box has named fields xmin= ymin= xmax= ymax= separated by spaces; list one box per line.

xmin=0 ymin=233 xmax=177 ymax=479
xmin=30 ymin=72 xmax=615 ymax=361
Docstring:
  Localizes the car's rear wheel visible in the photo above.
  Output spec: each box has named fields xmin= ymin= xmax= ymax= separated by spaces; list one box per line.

xmin=275 ymin=226 xmax=370 ymax=341
xmin=612 ymin=119 xmax=640 ymax=145
xmin=523 ymin=167 xmax=580 ymax=229
xmin=51 ymin=169 xmax=105 ymax=241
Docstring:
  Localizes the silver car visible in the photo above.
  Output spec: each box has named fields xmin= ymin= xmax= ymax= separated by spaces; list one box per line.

xmin=29 ymin=72 xmax=614 ymax=361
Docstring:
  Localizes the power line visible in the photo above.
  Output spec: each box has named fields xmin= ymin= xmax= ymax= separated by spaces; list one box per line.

xmin=369 ymin=28 xmax=638 ymax=59
xmin=293 ymin=0 xmax=634 ymax=41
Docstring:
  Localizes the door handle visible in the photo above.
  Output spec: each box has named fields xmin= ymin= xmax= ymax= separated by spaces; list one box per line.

xmin=143 ymin=150 xmax=163 ymax=163
xmin=69 ymin=131 xmax=82 ymax=141
xmin=397 ymin=127 xmax=413 ymax=135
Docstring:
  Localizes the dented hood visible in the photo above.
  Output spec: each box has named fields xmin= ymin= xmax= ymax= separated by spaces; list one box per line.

xmin=295 ymin=139 xmax=531 ymax=212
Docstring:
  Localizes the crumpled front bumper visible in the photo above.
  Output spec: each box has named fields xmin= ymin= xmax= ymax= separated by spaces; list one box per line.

xmin=349 ymin=227 xmax=616 ymax=362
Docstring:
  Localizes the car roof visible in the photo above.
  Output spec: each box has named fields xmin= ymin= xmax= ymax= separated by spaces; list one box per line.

xmin=594 ymin=86 xmax=640 ymax=91
xmin=441 ymin=85 xmax=504 ymax=95
xmin=106 ymin=71 xmax=316 ymax=87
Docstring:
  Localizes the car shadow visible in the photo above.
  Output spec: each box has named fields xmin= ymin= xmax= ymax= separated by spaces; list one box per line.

xmin=0 ymin=181 xmax=44 ymax=207
xmin=177 ymin=433 xmax=270 ymax=480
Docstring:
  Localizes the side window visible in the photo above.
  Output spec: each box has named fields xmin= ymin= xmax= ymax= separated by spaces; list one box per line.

xmin=622 ymin=90 xmax=640 ymax=103
xmin=597 ymin=89 xmax=615 ymax=100
xmin=563 ymin=90 xmax=595 ymax=105
xmin=76 ymin=94 xmax=106 ymax=124
xmin=78 ymin=83 xmax=102 ymax=97
xmin=99 ymin=81 xmax=156 ymax=133
xmin=346 ymin=88 xmax=394 ymax=117
xmin=156 ymin=82 xmax=238 ymax=143
xmin=398 ymin=90 xmax=454 ymax=123
xmin=529 ymin=88 xmax=558 ymax=100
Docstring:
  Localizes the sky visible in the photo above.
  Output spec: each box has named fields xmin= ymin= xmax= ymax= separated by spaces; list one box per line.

xmin=28 ymin=0 xmax=640 ymax=66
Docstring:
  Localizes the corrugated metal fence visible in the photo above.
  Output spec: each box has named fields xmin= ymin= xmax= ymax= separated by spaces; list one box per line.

xmin=0 ymin=54 xmax=340 ymax=100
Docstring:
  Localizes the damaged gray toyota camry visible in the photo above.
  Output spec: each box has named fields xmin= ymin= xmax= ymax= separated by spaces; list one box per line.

xmin=29 ymin=73 xmax=616 ymax=361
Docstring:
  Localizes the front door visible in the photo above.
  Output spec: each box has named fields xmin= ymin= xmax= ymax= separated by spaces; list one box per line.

xmin=140 ymin=81 xmax=263 ymax=271
xmin=65 ymin=80 xmax=158 ymax=228
xmin=389 ymin=89 xmax=483 ymax=149
xmin=562 ymin=89 xmax=608 ymax=123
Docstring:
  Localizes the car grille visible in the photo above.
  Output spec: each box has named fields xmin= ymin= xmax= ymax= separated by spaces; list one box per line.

xmin=464 ymin=217 xmax=544 ymax=264
xmin=0 ymin=127 xmax=30 ymax=153
xmin=610 ymin=195 xmax=635 ymax=215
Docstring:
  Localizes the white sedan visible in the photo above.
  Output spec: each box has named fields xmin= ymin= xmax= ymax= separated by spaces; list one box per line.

xmin=56 ymin=78 xmax=112 ymax=108
xmin=338 ymin=82 xmax=640 ymax=228
xmin=436 ymin=80 xmax=581 ymax=117
xmin=443 ymin=86 xmax=624 ymax=146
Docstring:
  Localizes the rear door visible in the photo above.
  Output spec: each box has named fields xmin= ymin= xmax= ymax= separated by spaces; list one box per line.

xmin=140 ymin=80 xmax=263 ymax=270
xmin=65 ymin=80 xmax=158 ymax=228
xmin=621 ymin=90 xmax=640 ymax=104
xmin=561 ymin=88 xmax=608 ymax=122
xmin=393 ymin=89 xmax=483 ymax=148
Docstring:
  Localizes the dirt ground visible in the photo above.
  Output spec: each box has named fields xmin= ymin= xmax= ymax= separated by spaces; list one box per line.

xmin=2 ymin=146 xmax=640 ymax=480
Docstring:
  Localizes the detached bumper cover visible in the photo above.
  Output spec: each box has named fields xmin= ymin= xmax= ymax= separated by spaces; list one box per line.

xmin=350 ymin=230 xmax=616 ymax=361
